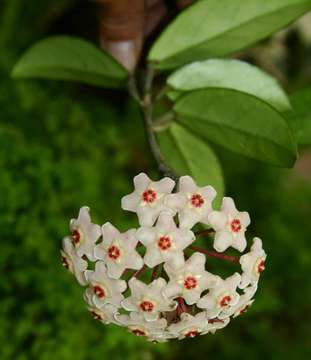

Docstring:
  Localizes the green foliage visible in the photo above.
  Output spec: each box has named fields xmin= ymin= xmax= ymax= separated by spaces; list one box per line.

xmin=149 ymin=0 xmax=311 ymax=69
xmin=174 ymin=88 xmax=297 ymax=167
xmin=12 ymin=36 xmax=128 ymax=88
xmin=167 ymin=59 xmax=291 ymax=112
xmin=2 ymin=1 xmax=311 ymax=359
xmin=289 ymin=87 xmax=311 ymax=145
xmin=157 ymin=122 xmax=224 ymax=206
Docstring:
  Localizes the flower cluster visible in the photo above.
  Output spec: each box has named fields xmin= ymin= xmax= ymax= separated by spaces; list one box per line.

xmin=61 ymin=173 xmax=266 ymax=342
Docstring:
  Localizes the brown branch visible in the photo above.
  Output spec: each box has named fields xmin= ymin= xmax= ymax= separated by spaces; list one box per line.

xmin=194 ymin=228 xmax=215 ymax=237
xmin=189 ymin=245 xmax=240 ymax=264
xmin=97 ymin=0 xmax=145 ymax=71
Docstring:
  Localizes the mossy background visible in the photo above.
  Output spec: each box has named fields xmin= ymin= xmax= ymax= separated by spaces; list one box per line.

xmin=0 ymin=1 xmax=310 ymax=359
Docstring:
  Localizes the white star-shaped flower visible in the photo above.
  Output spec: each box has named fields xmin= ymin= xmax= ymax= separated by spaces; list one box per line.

xmin=136 ymin=213 xmax=195 ymax=268
xmin=165 ymin=176 xmax=216 ymax=229
xmin=121 ymin=172 xmax=175 ymax=226
xmin=70 ymin=206 xmax=101 ymax=260
xmin=208 ymin=197 xmax=250 ymax=252
xmin=94 ymin=222 xmax=143 ymax=279
xmin=117 ymin=312 xmax=168 ymax=340
xmin=121 ymin=278 xmax=177 ymax=321
xmin=197 ymin=273 xmax=241 ymax=318
xmin=84 ymin=289 xmax=120 ymax=325
xmin=163 ymin=252 xmax=218 ymax=305
xmin=218 ymin=284 xmax=258 ymax=319
xmin=84 ymin=261 xmax=126 ymax=307
xmin=167 ymin=312 xmax=209 ymax=339
xmin=61 ymin=237 xmax=88 ymax=285
xmin=201 ymin=317 xmax=230 ymax=334
xmin=239 ymin=237 xmax=266 ymax=289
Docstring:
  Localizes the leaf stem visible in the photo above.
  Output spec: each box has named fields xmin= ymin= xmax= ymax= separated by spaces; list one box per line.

xmin=140 ymin=66 xmax=178 ymax=180
xmin=189 ymin=245 xmax=240 ymax=264
xmin=194 ymin=228 xmax=215 ymax=237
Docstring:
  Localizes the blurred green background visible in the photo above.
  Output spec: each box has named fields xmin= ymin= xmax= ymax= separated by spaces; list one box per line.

xmin=1 ymin=1 xmax=311 ymax=359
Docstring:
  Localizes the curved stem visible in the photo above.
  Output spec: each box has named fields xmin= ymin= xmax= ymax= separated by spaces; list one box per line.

xmin=141 ymin=67 xmax=178 ymax=180
xmin=189 ymin=245 xmax=240 ymax=264
xmin=194 ymin=228 xmax=215 ymax=237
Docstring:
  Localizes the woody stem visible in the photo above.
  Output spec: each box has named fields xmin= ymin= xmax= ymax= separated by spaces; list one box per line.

xmin=194 ymin=228 xmax=215 ymax=237
xmin=189 ymin=245 xmax=240 ymax=264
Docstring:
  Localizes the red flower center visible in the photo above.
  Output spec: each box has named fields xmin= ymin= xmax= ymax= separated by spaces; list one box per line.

xmin=132 ymin=329 xmax=146 ymax=337
xmin=93 ymin=285 xmax=105 ymax=298
xmin=190 ymin=194 xmax=204 ymax=208
xmin=142 ymin=189 xmax=157 ymax=204
xmin=184 ymin=276 xmax=198 ymax=290
xmin=140 ymin=301 xmax=154 ymax=312
xmin=108 ymin=245 xmax=121 ymax=260
xmin=158 ymin=236 xmax=172 ymax=251
xmin=91 ymin=310 xmax=102 ymax=321
xmin=71 ymin=229 xmax=81 ymax=245
xmin=257 ymin=259 xmax=265 ymax=273
xmin=219 ymin=295 xmax=232 ymax=307
xmin=185 ymin=330 xmax=199 ymax=338
xmin=61 ymin=256 xmax=70 ymax=270
xmin=230 ymin=219 xmax=242 ymax=233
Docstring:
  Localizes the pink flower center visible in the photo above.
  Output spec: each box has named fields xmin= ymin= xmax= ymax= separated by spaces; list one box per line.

xmin=61 ymin=256 xmax=70 ymax=270
xmin=184 ymin=276 xmax=198 ymax=290
xmin=140 ymin=301 xmax=154 ymax=312
xmin=257 ymin=259 xmax=265 ymax=273
xmin=93 ymin=285 xmax=105 ymax=298
xmin=71 ymin=229 xmax=81 ymax=245
xmin=91 ymin=310 xmax=102 ymax=321
xmin=219 ymin=295 xmax=232 ymax=307
xmin=191 ymin=194 xmax=204 ymax=208
xmin=158 ymin=236 xmax=172 ymax=250
xmin=132 ymin=329 xmax=146 ymax=337
xmin=108 ymin=245 xmax=121 ymax=260
xmin=142 ymin=189 xmax=157 ymax=204
xmin=208 ymin=318 xmax=224 ymax=324
xmin=230 ymin=219 xmax=242 ymax=233
xmin=185 ymin=330 xmax=199 ymax=338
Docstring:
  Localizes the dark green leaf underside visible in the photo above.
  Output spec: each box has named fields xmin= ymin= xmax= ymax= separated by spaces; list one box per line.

xmin=157 ymin=122 xmax=224 ymax=206
xmin=174 ymin=88 xmax=297 ymax=167
xmin=12 ymin=36 xmax=128 ymax=88
xmin=149 ymin=0 xmax=311 ymax=69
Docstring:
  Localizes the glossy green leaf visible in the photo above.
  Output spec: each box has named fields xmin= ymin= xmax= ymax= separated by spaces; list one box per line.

xmin=289 ymin=88 xmax=311 ymax=145
xmin=167 ymin=59 xmax=291 ymax=112
xmin=157 ymin=122 xmax=224 ymax=205
xmin=12 ymin=36 xmax=128 ymax=88
xmin=149 ymin=0 xmax=311 ymax=69
xmin=174 ymin=88 xmax=297 ymax=167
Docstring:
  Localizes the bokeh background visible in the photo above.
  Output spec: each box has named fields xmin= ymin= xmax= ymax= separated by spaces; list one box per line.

xmin=1 ymin=1 xmax=311 ymax=359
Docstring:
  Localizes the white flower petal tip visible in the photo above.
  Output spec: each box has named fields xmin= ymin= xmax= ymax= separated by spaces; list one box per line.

xmin=61 ymin=174 xmax=266 ymax=341
xmin=121 ymin=173 xmax=176 ymax=226
xmin=166 ymin=176 xmax=217 ymax=229
xmin=69 ymin=206 xmax=101 ymax=261
xmin=208 ymin=197 xmax=250 ymax=253
xmin=239 ymin=237 xmax=267 ymax=289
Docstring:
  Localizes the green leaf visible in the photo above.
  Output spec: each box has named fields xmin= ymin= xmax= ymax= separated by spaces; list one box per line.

xmin=289 ymin=88 xmax=311 ymax=145
xmin=174 ymin=88 xmax=297 ymax=167
xmin=157 ymin=122 xmax=224 ymax=205
xmin=167 ymin=59 xmax=291 ymax=112
xmin=149 ymin=0 xmax=311 ymax=69
xmin=12 ymin=36 xmax=128 ymax=88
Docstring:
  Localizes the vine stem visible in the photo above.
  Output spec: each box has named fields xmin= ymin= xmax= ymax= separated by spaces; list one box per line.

xmin=138 ymin=66 xmax=178 ymax=180
xmin=194 ymin=228 xmax=215 ymax=237
xmin=189 ymin=245 xmax=240 ymax=264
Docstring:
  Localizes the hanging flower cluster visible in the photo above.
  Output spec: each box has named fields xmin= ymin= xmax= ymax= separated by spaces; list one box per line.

xmin=61 ymin=173 xmax=266 ymax=342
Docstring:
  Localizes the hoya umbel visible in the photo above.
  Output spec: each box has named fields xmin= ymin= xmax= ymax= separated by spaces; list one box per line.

xmin=61 ymin=173 xmax=266 ymax=342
